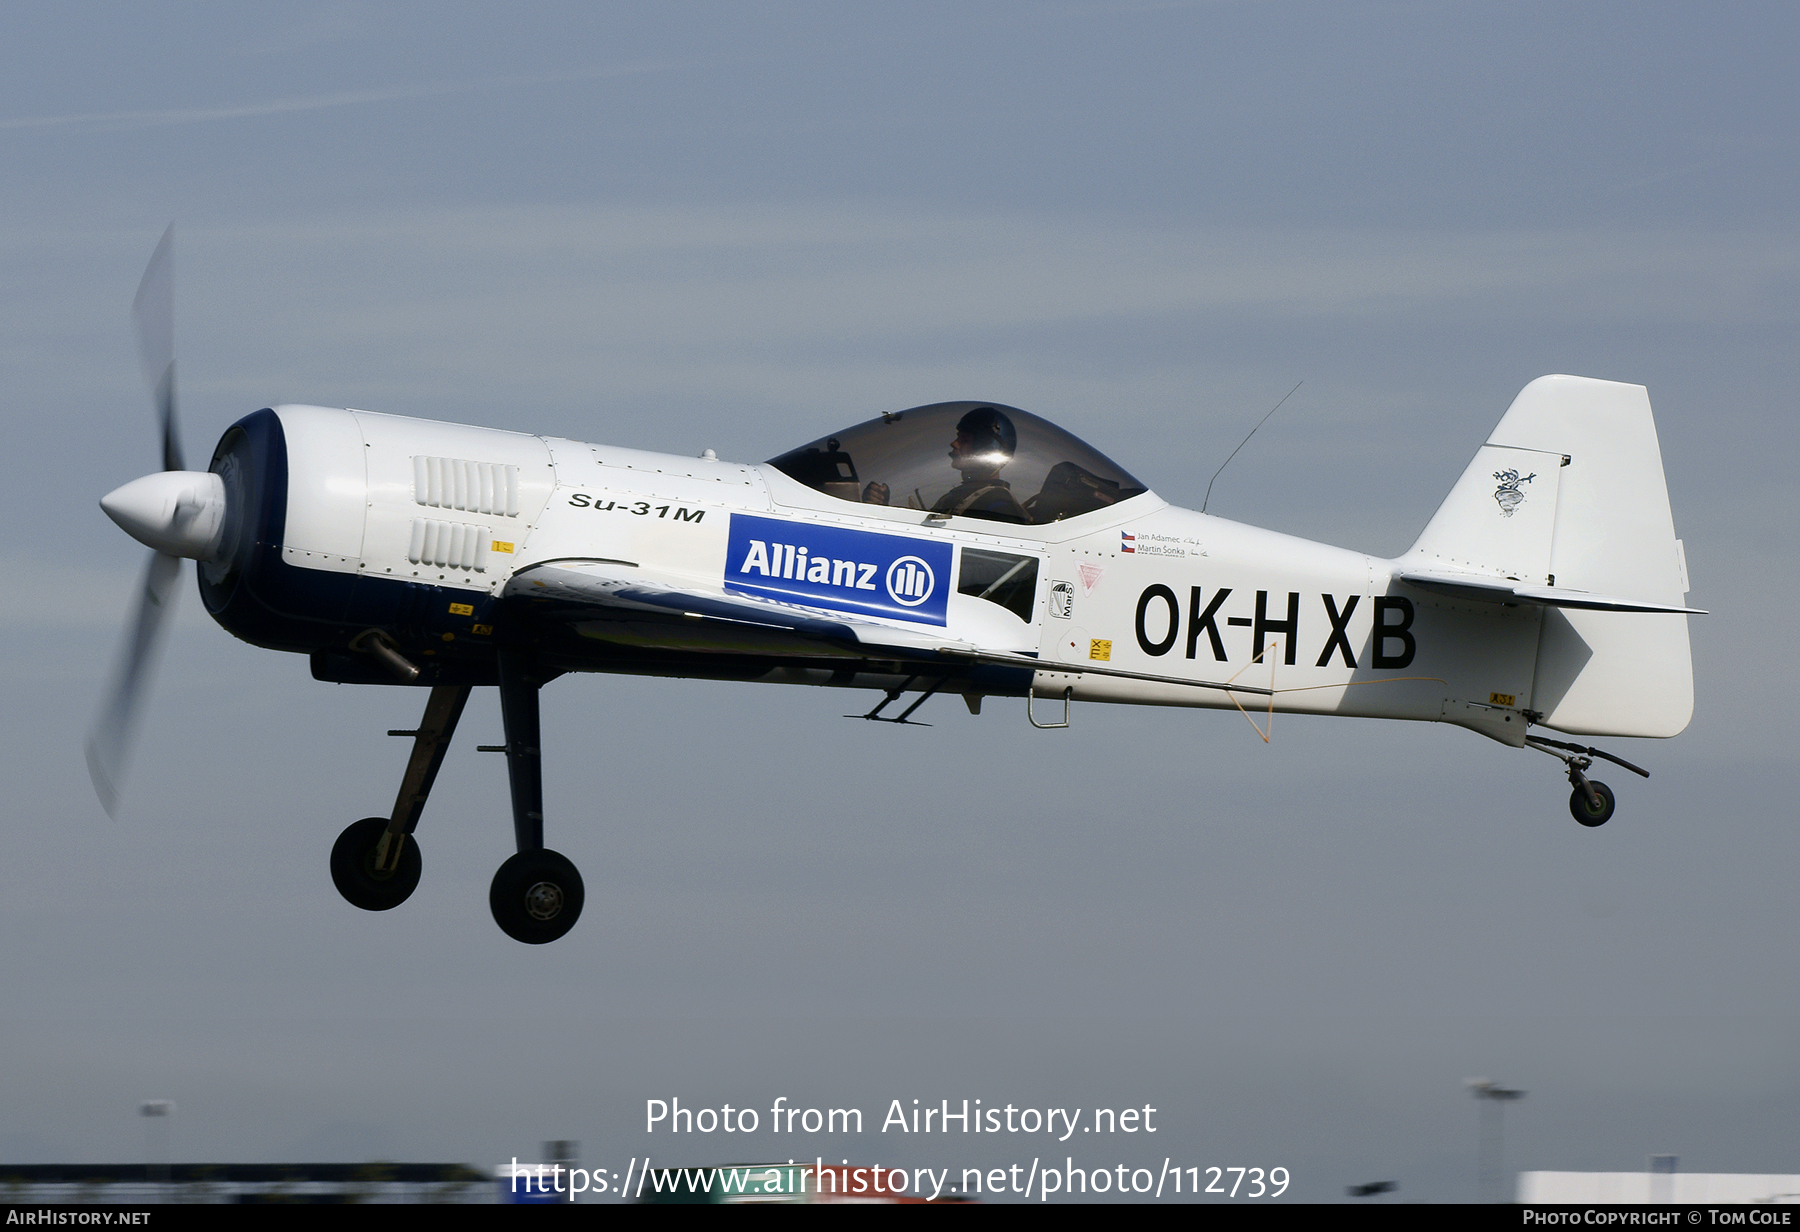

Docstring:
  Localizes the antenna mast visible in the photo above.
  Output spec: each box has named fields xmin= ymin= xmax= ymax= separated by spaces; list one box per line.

xmin=1202 ymin=380 xmax=1303 ymax=514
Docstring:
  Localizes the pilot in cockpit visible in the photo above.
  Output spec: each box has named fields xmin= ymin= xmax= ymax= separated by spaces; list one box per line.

xmin=860 ymin=406 xmax=1030 ymax=524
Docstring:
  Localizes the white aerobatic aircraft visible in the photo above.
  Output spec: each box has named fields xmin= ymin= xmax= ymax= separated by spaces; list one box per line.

xmin=91 ymin=230 xmax=1702 ymax=943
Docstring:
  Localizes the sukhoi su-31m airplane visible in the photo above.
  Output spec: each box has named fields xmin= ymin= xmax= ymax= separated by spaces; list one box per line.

xmin=92 ymin=231 xmax=1702 ymax=943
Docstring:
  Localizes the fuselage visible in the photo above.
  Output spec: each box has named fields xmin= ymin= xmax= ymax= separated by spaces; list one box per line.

xmin=190 ymin=403 xmax=1546 ymax=745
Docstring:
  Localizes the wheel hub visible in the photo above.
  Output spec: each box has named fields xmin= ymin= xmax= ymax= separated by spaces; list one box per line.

xmin=490 ymin=849 xmax=584 ymax=943
xmin=524 ymin=880 xmax=564 ymax=921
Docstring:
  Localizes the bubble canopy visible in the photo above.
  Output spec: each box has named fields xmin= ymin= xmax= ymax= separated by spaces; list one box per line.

xmin=768 ymin=402 xmax=1148 ymax=526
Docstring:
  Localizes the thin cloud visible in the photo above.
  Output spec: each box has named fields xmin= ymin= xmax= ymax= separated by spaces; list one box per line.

xmin=0 ymin=62 xmax=685 ymax=134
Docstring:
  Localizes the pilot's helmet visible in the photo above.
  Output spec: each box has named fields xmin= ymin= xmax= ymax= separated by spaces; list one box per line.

xmin=953 ymin=406 xmax=1018 ymax=470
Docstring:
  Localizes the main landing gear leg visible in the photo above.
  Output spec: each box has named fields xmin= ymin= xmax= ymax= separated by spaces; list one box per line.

xmin=331 ymin=683 xmax=471 ymax=911
xmin=488 ymin=650 xmax=584 ymax=944
xmin=1525 ymin=735 xmax=1650 ymax=829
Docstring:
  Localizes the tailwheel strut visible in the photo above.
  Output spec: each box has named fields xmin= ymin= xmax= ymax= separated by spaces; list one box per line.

xmin=1524 ymin=735 xmax=1650 ymax=829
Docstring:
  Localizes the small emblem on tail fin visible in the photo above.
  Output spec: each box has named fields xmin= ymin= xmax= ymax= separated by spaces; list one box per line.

xmin=1493 ymin=468 xmax=1536 ymax=517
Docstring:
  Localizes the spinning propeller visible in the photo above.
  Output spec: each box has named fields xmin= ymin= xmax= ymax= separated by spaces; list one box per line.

xmin=86 ymin=227 xmax=229 ymax=816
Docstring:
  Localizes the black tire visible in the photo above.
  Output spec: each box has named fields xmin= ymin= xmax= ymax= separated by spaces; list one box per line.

xmin=490 ymin=849 xmax=585 ymax=944
xmin=330 ymin=816 xmax=422 ymax=910
xmin=1569 ymin=781 xmax=1616 ymax=828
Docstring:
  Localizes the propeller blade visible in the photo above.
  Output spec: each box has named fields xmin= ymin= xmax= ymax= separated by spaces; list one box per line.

xmin=85 ymin=551 xmax=183 ymax=818
xmin=91 ymin=227 xmax=190 ymax=815
xmin=133 ymin=224 xmax=182 ymax=472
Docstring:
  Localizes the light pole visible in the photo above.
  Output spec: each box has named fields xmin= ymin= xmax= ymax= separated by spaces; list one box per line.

xmin=139 ymin=1101 xmax=174 ymax=1193
xmin=1466 ymin=1079 xmax=1524 ymax=1204
xmin=544 ymin=1140 xmax=578 ymax=1204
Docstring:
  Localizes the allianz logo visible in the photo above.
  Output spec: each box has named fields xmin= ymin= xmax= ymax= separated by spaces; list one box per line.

xmin=885 ymin=556 xmax=935 ymax=608
xmin=736 ymin=540 xmax=937 ymax=607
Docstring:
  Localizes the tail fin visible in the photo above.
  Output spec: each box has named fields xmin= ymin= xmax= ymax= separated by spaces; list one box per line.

xmin=1407 ymin=375 xmax=1694 ymax=738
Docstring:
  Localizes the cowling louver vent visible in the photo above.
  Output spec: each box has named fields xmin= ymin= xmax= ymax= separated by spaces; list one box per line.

xmin=413 ymin=456 xmax=520 ymax=517
xmin=408 ymin=518 xmax=490 ymax=572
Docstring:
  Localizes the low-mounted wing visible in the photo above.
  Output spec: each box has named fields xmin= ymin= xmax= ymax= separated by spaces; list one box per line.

xmin=502 ymin=559 xmax=980 ymax=660
xmin=503 ymin=559 xmax=1274 ymax=698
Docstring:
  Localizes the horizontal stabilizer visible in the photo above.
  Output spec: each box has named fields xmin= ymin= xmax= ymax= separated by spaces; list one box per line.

xmin=1396 ymin=568 xmax=1706 ymax=615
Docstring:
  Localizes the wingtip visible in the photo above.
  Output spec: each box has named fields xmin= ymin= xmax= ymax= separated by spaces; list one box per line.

xmin=84 ymin=737 xmax=121 ymax=820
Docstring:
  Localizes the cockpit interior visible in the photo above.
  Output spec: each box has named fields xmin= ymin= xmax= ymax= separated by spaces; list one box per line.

xmin=768 ymin=401 xmax=1147 ymax=526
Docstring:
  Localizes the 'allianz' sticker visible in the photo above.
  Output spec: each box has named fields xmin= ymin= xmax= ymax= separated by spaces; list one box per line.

xmin=725 ymin=513 xmax=952 ymax=626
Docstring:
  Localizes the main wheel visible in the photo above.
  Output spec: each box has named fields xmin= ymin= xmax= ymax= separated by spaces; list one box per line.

xmin=330 ymin=817 xmax=422 ymax=910
xmin=490 ymin=849 xmax=585 ymax=944
xmin=1569 ymin=781 xmax=1616 ymax=828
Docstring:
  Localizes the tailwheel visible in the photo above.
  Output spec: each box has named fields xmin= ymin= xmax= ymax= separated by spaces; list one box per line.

xmin=330 ymin=816 xmax=422 ymax=910
xmin=490 ymin=849 xmax=585 ymax=944
xmin=1569 ymin=781 xmax=1615 ymax=828
xmin=1528 ymin=735 xmax=1647 ymax=830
